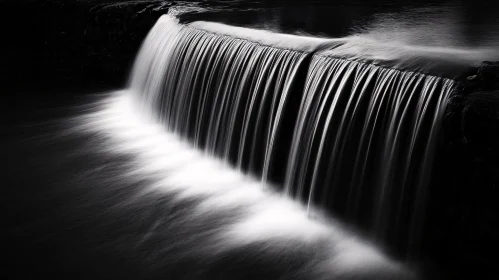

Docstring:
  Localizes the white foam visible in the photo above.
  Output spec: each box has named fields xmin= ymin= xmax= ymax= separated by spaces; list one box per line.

xmin=74 ymin=91 xmax=413 ymax=279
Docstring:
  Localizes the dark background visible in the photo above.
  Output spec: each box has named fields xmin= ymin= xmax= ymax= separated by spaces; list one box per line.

xmin=1 ymin=1 xmax=498 ymax=279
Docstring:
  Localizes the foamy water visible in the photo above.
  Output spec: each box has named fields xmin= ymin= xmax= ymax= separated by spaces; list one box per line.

xmin=73 ymin=91 xmax=414 ymax=279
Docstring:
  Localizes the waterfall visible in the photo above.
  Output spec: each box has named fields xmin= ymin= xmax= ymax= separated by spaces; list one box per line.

xmin=127 ymin=13 xmax=487 ymax=258
xmin=285 ymin=55 xmax=454 ymax=255
xmin=130 ymin=15 xmax=318 ymax=178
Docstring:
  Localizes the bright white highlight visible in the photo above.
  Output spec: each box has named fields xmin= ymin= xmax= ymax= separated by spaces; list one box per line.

xmin=76 ymin=91 xmax=412 ymax=279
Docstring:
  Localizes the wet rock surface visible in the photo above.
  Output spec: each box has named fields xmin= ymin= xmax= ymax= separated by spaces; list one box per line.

xmin=433 ymin=61 xmax=499 ymax=279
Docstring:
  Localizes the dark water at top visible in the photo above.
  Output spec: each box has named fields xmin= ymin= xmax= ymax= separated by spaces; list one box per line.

xmin=171 ymin=1 xmax=499 ymax=50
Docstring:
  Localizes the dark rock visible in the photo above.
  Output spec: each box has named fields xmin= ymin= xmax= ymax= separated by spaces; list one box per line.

xmin=0 ymin=0 xmax=169 ymax=93
xmin=433 ymin=62 xmax=499 ymax=279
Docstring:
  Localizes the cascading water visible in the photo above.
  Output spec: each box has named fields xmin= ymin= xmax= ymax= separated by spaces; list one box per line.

xmin=126 ymin=13 xmax=484 ymax=259
xmin=285 ymin=55 xmax=454 ymax=255
xmin=70 ymin=12 xmax=418 ymax=279
xmin=5 ymin=3 xmax=499 ymax=279
xmin=130 ymin=15 xmax=317 ymax=177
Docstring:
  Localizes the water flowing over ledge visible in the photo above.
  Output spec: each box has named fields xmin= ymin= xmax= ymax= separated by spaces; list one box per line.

xmin=189 ymin=16 xmax=499 ymax=79
xmin=128 ymin=13 xmax=482 ymax=259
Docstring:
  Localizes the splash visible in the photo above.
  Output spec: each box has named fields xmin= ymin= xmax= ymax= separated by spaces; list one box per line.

xmin=76 ymin=92 xmax=414 ymax=279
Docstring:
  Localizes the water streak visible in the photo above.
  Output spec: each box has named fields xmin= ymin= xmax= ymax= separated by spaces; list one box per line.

xmin=128 ymin=13 xmax=475 ymax=257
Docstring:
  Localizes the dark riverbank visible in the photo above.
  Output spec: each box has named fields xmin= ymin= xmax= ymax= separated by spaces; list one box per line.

xmin=0 ymin=0 xmax=169 ymax=93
